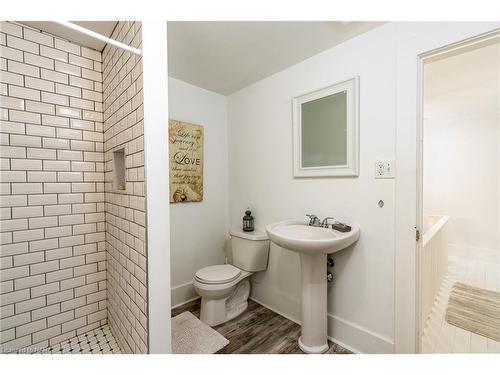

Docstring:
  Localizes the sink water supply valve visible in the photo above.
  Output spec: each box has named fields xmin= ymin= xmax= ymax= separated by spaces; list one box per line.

xmin=327 ymin=257 xmax=334 ymax=282
xmin=326 ymin=258 xmax=335 ymax=283
xmin=327 ymin=272 xmax=333 ymax=282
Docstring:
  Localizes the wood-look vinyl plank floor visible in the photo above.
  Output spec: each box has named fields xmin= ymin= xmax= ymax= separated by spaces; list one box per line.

xmin=171 ymin=299 xmax=352 ymax=354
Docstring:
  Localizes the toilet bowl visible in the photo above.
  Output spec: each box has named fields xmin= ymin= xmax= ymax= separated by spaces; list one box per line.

xmin=193 ymin=264 xmax=252 ymax=326
xmin=193 ymin=229 xmax=270 ymax=326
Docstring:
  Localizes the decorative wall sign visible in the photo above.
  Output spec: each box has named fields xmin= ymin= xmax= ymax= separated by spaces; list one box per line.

xmin=169 ymin=119 xmax=204 ymax=203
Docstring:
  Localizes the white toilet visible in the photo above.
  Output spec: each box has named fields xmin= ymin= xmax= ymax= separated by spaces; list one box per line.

xmin=193 ymin=229 xmax=270 ymax=326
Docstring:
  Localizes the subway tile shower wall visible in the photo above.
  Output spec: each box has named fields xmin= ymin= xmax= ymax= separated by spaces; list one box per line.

xmin=0 ymin=22 xmax=107 ymax=352
xmin=102 ymin=22 xmax=147 ymax=354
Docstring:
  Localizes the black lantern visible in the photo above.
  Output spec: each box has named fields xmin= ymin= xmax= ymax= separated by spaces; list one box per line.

xmin=243 ymin=210 xmax=254 ymax=232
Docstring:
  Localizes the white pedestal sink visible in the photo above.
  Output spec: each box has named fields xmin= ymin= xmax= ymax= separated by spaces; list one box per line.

xmin=266 ymin=219 xmax=360 ymax=354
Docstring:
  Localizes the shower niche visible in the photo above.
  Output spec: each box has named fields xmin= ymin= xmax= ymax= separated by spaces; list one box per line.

xmin=113 ymin=148 xmax=127 ymax=191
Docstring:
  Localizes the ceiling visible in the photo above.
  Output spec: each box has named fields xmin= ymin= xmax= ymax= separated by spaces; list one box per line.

xmin=20 ymin=21 xmax=118 ymax=51
xmin=167 ymin=21 xmax=383 ymax=95
xmin=19 ymin=21 xmax=383 ymax=94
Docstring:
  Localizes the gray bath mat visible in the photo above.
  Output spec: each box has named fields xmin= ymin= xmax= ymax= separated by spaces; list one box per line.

xmin=445 ymin=282 xmax=500 ymax=341
xmin=172 ymin=311 xmax=229 ymax=354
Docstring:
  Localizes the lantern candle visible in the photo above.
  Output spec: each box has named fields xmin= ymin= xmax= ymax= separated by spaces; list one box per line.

xmin=243 ymin=210 xmax=254 ymax=232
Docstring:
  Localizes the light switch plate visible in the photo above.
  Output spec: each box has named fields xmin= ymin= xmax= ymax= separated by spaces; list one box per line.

xmin=375 ymin=160 xmax=395 ymax=179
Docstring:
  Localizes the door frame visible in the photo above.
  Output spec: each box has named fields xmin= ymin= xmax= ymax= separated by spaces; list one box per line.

xmin=394 ymin=23 xmax=500 ymax=354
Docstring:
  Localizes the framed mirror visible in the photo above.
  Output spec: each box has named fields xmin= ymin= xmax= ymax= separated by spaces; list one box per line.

xmin=292 ymin=77 xmax=359 ymax=177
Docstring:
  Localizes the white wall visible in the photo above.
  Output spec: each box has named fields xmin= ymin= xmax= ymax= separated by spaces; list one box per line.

xmin=228 ymin=24 xmax=398 ymax=353
xmin=143 ymin=21 xmax=171 ymax=354
xmin=166 ymin=21 xmax=500 ymax=353
xmin=168 ymin=77 xmax=228 ymax=307
xmin=226 ymin=23 xmax=500 ymax=354
xmin=423 ymin=41 xmax=500 ymax=252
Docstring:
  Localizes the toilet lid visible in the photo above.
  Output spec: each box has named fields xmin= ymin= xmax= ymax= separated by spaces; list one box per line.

xmin=195 ymin=264 xmax=241 ymax=284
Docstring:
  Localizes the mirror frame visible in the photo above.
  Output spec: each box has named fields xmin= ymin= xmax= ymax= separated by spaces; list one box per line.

xmin=292 ymin=76 xmax=359 ymax=177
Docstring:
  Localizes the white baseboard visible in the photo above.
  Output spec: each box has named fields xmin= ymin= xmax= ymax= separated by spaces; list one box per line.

xmin=327 ymin=314 xmax=394 ymax=354
xmin=250 ymin=279 xmax=302 ymax=322
xmin=171 ymin=281 xmax=198 ymax=308
xmin=248 ymin=296 xmax=301 ymax=325
xmin=249 ymin=281 xmax=394 ymax=354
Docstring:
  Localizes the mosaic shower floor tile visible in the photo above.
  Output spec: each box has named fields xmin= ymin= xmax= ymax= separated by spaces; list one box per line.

xmin=34 ymin=325 xmax=121 ymax=354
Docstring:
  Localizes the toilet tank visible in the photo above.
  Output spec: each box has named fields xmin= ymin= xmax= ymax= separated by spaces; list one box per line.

xmin=230 ymin=229 xmax=270 ymax=272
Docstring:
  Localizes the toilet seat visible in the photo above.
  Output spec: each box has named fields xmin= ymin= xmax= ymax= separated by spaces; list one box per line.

xmin=195 ymin=264 xmax=241 ymax=285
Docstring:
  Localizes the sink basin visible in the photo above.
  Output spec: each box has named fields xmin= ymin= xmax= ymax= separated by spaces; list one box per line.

xmin=266 ymin=219 xmax=360 ymax=354
xmin=266 ymin=219 xmax=359 ymax=255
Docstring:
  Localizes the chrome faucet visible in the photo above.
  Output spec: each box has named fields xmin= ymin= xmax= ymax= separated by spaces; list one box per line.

xmin=306 ymin=215 xmax=338 ymax=228
xmin=321 ymin=217 xmax=336 ymax=228
xmin=306 ymin=214 xmax=321 ymax=226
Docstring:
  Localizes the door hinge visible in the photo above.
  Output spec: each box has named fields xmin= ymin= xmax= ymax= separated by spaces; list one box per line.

xmin=416 ymin=229 xmax=421 ymax=242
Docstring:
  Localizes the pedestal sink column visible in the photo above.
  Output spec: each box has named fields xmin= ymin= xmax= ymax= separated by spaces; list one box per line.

xmin=298 ymin=252 xmax=329 ymax=354
xmin=266 ymin=220 xmax=359 ymax=353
